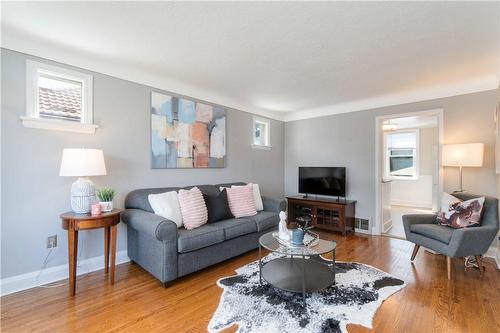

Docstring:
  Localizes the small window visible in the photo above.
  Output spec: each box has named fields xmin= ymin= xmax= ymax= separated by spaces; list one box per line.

xmin=22 ymin=60 xmax=97 ymax=134
xmin=252 ymin=116 xmax=271 ymax=149
xmin=38 ymin=73 xmax=83 ymax=121
xmin=384 ymin=130 xmax=419 ymax=179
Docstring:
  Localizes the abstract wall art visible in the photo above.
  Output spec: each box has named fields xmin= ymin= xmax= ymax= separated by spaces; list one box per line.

xmin=151 ymin=91 xmax=226 ymax=168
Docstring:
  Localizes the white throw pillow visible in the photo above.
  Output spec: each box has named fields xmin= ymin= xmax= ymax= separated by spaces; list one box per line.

xmin=226 ymin=183 xmax=264 ymax=211
xmin=148 ymin=191 xmax=183 ymax=228
xmin=249 ymin=183 xmax=264 ymax=211
xmin=438 ymin=192 xmax=461 ymax=220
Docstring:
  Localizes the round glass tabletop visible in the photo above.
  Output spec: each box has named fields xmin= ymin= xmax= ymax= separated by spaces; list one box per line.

xmin=259 ymin=231 xmax=336 ymax=256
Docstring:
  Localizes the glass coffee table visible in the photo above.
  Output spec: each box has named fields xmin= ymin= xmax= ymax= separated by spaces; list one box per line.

xmin=258 ymin=231 xmax=336 ymax=306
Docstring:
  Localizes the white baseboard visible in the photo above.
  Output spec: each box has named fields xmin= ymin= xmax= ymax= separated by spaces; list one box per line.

xmin=355 ymin=228 xmax=372 ymax=235
xmin=0 ymin=250 xmax=130 ymax=296
xmin=2 ymin=243 xmax=496 ymax=297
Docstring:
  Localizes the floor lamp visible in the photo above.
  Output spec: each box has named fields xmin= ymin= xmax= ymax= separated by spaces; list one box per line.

xmin=442 ymin=143 xmax=484 ymax=192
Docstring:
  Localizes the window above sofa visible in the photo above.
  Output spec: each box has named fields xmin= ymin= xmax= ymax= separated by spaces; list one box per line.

xmin=252 ymin=116 xmax=272 ymax=150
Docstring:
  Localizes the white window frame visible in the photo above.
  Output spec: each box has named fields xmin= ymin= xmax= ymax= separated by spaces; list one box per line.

xmin=252 ymin=116 xmax=272 ymax=150
xmin=383 ymin=129 xmax=419 ymax=180
xmin=22 ymin=60 xmax=97 ymax=134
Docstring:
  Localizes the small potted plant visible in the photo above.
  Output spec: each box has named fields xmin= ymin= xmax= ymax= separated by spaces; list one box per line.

xmin=291 ymin=216 xmax=313 ymax=245
xmin=97 ymin=187 xmax=116 ymax=212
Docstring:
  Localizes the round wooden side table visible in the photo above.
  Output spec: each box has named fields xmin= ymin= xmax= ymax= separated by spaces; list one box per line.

xmin=60 ymin=209 xmax=121 ymax=296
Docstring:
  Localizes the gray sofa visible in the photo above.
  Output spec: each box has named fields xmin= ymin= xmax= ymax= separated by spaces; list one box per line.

xmin=122 ymin=182 xmax=286 ymax=285
xmin=403 ymin=193 xmax=499 ymax=279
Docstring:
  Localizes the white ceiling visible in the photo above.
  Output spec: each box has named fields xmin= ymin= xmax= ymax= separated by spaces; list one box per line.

xmin=2 ymin=2 xmax=499 ymax=121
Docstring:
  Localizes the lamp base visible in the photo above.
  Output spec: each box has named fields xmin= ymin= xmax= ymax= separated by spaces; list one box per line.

xmin=70 ymin=177 xmax=96 ymax=214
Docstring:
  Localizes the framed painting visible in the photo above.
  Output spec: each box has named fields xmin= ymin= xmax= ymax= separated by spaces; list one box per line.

xmin=151 ymin=91 xmax=226 ymax=168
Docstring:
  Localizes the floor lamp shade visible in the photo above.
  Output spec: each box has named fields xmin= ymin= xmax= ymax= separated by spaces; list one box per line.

xmin=442 ymin=143 xmax=484 ymax=192
xmin=442 ymin=143 xmax=484 ymax=167
xmin=60 ymin=149 xmax=107 ymax=213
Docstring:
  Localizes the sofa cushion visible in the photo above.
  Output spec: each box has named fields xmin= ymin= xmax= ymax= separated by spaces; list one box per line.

xmin=410 ymin=224 xmax=454 ymax=244
xmin=177 ymin=224 xmax=225 ymax=253
xmin=247 ymin=211 xmax=279 ymax=232
xmin=210 ymin=218 xmax=257 ymax=240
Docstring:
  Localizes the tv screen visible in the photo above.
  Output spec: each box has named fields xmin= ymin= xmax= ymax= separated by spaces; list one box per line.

xmin=299 ymin=167 xmax=346 ymax=197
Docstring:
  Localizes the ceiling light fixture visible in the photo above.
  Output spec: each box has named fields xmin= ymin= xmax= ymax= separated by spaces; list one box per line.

xmin=382 ymin=120 xmax=398 ymax=131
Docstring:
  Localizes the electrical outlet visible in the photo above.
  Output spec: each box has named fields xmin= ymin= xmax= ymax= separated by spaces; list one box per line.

xmin=47 ymin=235 xmax=57 ymax=248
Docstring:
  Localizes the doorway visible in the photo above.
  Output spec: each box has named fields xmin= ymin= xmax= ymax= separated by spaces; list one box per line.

xmin=375 ymin=110 xmax=443 ymax=238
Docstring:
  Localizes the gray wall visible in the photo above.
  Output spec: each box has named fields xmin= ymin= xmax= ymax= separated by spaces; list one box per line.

xmin=285 ymin=89 xmax=499 ymax=222
xmin=496 ymin=89 xmax=500 ymax=260
xmin=390 ymin=126 xmax=438 ymax=209
xmin=1 ymin=48 xmax=285 ymax=279
xmin=419 ymin=127 xmax=438 ymax=176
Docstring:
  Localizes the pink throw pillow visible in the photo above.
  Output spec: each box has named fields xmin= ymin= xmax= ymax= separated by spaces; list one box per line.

xmin=178 ymin=187 xmax=208 ymax=230
xmin=225 ymin=184 xmax=257 ymax=218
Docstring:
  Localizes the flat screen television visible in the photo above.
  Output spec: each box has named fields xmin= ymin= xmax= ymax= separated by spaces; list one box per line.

xmin=299 ymin=167 xmax=346 ymax=197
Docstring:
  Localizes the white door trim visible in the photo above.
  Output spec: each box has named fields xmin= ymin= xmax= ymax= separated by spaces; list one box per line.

xmin=374 ymin=108 xmax=444 ymax=235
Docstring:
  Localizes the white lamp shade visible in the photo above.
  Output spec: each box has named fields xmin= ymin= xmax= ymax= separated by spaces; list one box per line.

xmin=59 ymin=148 xmax=107 ymax=177
xmin=442 ymin=143 xmax=484 ymax=167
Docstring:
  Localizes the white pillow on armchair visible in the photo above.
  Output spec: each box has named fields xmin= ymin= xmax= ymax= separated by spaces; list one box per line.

xmin=437 ymin=192 xmax=485 ymax=229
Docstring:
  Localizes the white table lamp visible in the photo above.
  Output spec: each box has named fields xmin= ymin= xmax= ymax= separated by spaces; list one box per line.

xmin=60 ymin=148 xmax=107 ymax=213
xmin=442 ymin=143 xmax=484 ymax=192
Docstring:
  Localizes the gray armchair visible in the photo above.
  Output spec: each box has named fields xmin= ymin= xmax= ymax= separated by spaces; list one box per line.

xmin=403 ymin=193 xmax=499 ymax=280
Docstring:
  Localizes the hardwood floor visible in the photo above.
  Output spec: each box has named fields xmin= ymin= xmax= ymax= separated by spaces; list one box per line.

xmin=1 ymin=233 xmax=499 ymax=332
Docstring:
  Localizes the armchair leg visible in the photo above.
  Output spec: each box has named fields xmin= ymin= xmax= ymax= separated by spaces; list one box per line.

xmin=410 ymin=245 xmax=420 ymax=261
xmin=474 ymin=256 xmax=485 ymax=276
xmin=446 ymin=256 xmax=451 ymax=280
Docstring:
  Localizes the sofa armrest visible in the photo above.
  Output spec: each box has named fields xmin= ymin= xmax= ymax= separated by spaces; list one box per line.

xmin=402 ymin=214 xmax=437 ymax=238
xmin=448 ymin=225 xmax=498 ymax=257
xmin=121 ymin=209 xmax=178 ymax=242
xmin=262 ymin=196 xmax=286 ymax=214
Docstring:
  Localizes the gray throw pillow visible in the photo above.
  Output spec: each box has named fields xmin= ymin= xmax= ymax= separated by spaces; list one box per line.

xmin=203 ymin=189 xmax=234 ymax=223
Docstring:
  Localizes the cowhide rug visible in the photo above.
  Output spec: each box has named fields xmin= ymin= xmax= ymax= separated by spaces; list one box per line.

xmin=208 ymin=254 xmax=405 ymax=333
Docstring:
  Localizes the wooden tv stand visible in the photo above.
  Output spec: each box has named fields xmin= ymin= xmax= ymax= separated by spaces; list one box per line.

xmin=286 ymin=195 xmax=356 ymax=235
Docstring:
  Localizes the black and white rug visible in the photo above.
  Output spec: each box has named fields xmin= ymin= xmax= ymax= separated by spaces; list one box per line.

xmin=208 ymin=254 xmax=405 ymax=333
